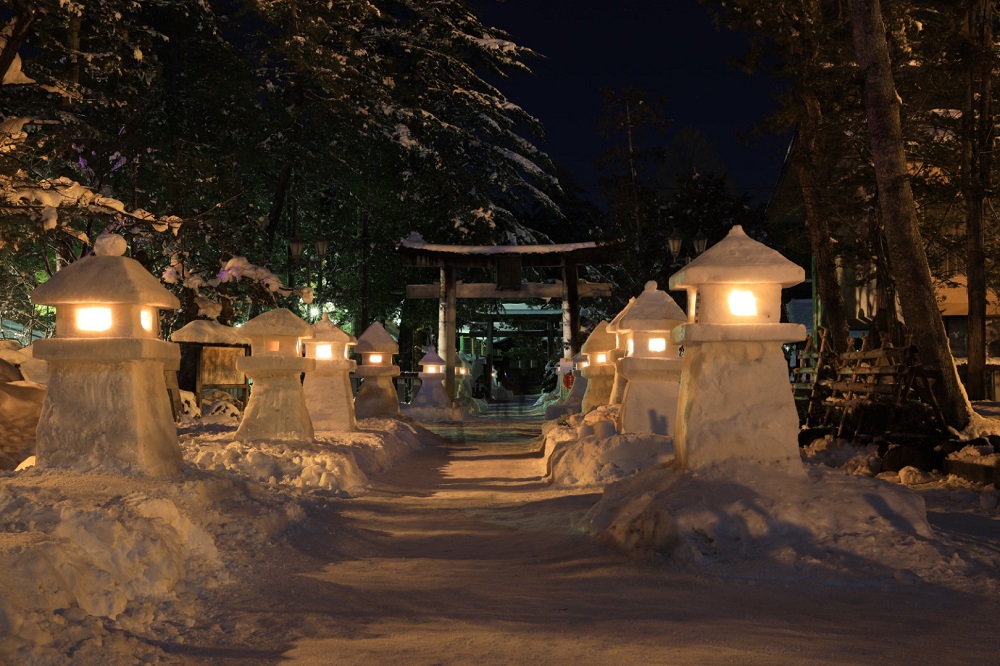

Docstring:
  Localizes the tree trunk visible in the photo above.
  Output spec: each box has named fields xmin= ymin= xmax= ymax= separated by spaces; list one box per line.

xmin=794 ymin=91 xmax=853 ymax=354
xmin=962 ymin=0 xmax=993 ymax=400
xmin=848 ymin=0 xmax=974 ymax=430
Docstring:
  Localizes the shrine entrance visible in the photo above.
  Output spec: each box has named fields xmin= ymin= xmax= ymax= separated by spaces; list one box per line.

xmin=397 ymin=233 xmax=617 ymax=400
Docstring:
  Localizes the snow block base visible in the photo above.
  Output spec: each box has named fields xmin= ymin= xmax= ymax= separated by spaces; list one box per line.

xmin=236 ymin=373 xmax=314 ymax=442
xmin=304 ymin=369 xmax=357 ymax=432
xmin=355 ymin=375 xmax=400 ymax=419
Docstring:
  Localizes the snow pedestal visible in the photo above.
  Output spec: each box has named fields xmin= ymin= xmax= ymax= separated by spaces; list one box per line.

xmin=607 ymin=297 xmax=635 ymax=405
xmin=545 ymin=354 xmax=589 ymax=420
xmin=580 ymin=321 xmax=617 ymax=412
xmin=669 ymin=225 xmax=806 ymax=471
xmin=235 ymin=309 xmax=315 ymax=442
xmin=29 ymin=234 xmax=182 ymax=476
xmin=616 ymin=281 xmax=686 ymax=437
xmin=302 ymin=314 xmax=357 ymax=432
xmin=405 ymin=346 xmax=463 ymax=421
xmin=353 ymin=322 xmax=400 ymax=419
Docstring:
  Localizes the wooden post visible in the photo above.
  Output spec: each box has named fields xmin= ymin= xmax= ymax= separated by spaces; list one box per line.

xmin=439 ymin=266 xmax=457 ymax=400
xmin=561 ymin=259 xmax=580 ymax=356
xmin=485 ymin=319 xmax=494 ymax=401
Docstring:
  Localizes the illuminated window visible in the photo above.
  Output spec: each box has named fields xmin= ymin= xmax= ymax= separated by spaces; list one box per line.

xmin=369 ymin=353 xmax=384 ymax=364
xmin=140 ymin=309 xmax=154 ymax=332
xmin=577 ymin=361 xmax=589 ymax=369
xmin=728 ymin=290 xmax=758 ymax=317
xmin=648 ymin=337 xmax=667 ymax=352
xmin=76 ymin=307 xmax=113 ymax=332
xmin=627 ymin=339 xmax=635 ymax=356
xmin=266 ymin=340 xmax=280 ymax=353
xmin=596 ymin=353 xmax=607 ymax=364
xmin=315 ymin=344 xmax=333 ymax=360
xmin=426 ymin=364 xmax=441 ymax=374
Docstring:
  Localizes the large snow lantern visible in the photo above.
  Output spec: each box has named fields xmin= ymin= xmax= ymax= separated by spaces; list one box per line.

xmin=605 ymin=297 xmax=635 ymax=405
xmin=615 ymin=281 xmax=686 ymax=436
xmin=30 ymin=233 xmax=183 ymax=476
xmin=235 ymin=308 xmax=315 ymax=441
xmin=353 ymin=322 xmax=400 ymax=419
xmin=580 ymin=321 xmax=617 ymax=412
xmin=669 ymin=225 xmax=806 ymax=471
xmin=302 ymin=314 xmax=357 ymax=431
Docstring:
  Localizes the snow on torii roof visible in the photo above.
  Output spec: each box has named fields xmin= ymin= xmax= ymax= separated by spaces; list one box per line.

xmin=355 ymin=321 xmax=399 ymax=354
xmin=310 ymin=313 xmax=356 ymax=345
xmin=239 ymin=308 xmax=313 ymax=339
xmin=170 ymin=319 xmax=247 ymax=346
xmin=617 ymin=281 xmax=686 ymax=333
xmin=668 ymin=225 xmax=804 ymax=289
xmin=396 ymin=232 xmax=617 ymax=268
xmin=31 ymin=234 xmax=180 ymax=309
xmin=581 ymin=321 xmax=617 ymax=353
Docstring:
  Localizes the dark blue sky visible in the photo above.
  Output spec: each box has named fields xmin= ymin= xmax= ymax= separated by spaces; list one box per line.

xmin=470 ymin=0 xmax=789 ymax=204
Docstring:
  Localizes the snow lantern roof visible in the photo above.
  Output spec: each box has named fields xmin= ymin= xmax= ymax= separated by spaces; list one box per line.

xmin=239 ymin=308 xmax=313 ymax=339
xmin=31 ymin=234 xmax=179 ymax=309
xmin=617 ymin=282 xmax=686 ymax=332
xmin=572 ymin=351 xmax=587 ymax=364
xmin=418 ymin=345 xmax=445 ymax=366
xmin=581 ymin=321 xmax=616 ymax=353
xmin=355 ymin=322 xmax=399 ymax=354
xmin=606 ymin=297 xmax=636 ymax=334
xmin=312 ymin=314 xmax=356 ymax=345
xmin=669 ymin=225 xmax=804 ymax=289
xmin=170 ymin=319 xmax=247 ymax=345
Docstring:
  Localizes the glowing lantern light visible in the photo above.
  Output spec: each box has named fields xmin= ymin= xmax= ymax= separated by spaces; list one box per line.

xmin=648 ymin=337 xmax=667 ymax=353
xmin=596 ymin=353 xmax=608 ymax=364
xmin=315 ymin=344 xmax=333 ymax=360
xmin=140 ymin=308 xmax=154 ymax=332
xmin=668 ymin=225 xmax=806 ymax=471
xmin=302 ymin=314 xmax=358 ymax=432
xmin=76 ymin=307 xmax=113 ymax=332
xmin=354 ymin=322 xmax=400 ymax=418
xmin=579 ymin=321 xmax=618 ymax=412
xmin=369 ymin=353 xmax=384 ymax=365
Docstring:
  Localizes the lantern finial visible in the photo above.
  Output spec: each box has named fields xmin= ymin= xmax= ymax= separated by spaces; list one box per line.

xmin=644 ymin=280 xmax=657 ymax=292
xmin=94 ymin=233 xmax=127 ymax=257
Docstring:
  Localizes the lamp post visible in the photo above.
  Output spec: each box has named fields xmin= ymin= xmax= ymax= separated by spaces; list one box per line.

xmin=669 ymin=225 xmax=806 ymax=471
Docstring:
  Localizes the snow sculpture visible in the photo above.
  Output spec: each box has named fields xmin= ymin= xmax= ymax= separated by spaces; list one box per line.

xmin=353 ymin=322 xmax=400 ymax=419
xmin=580 ymin=321 xmax=617 ymax=412
xmin=404 ymin=345 xmax=463 ymax=421
xmin=30 ymin=233 xmax=183 ymax=476
xmin=544 ymin=353 xmax=589 ymax=420
xmin=606 ymin=297 xmax=635 ymax=404
xmin=235 ymin=308 xmax=315 ymax=441
xmin=616 ymin=281 xmax=687 ymax=436
xmin=302 ymin=314 xmax=357 ymax=432
xmin=669 ymin=225 xmax=806 ymax=471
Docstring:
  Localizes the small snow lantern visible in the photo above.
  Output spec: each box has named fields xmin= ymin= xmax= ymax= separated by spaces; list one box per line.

xmin=303 ymin=314 xmax=357 ymax=432
xmin=668 ymin=225 xmax=806 ymax=471
xmin=615 ymin=281 xmax=686 ymax=436
xmin=235 ymin=308 xmax=315 ymax=441
xmin=30 ymin=233 xmax=182 ymax=476
xmin=605 ymin=296 xmax=635 ymax=405
xmin=353 ymin=322 xmax=401 ymax=419
xmin=580 ymin=321 xmax=617 ymax=411
xmin=407 ymin=345 xmax=454 ymax=417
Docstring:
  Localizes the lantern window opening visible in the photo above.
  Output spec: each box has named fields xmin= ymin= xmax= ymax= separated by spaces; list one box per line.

xmin=648 ymin=337 xmax=667 ymax=353
xmin=627 ymin=338 xmax=635 ymax=356
xmin=369 ymin=353 xmax=384 ymax=364
xmin=315 ymin=343 xmax=333 ymax=360
xmin=596 ymin=352 xmax=608 ymax=364
xmin=266 ymin=339 xmax=280 ymax=353
xmin=140 ymin=308 xmax=154 ymax=332
xmin=76 ymin=307 xmax=113 ymax=332
xmin=728 ymin=289 xmax=758 ymax=317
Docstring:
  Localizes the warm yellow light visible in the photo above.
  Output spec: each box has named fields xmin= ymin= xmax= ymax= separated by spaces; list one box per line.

xmin=76 ymin=307 xmax=113 ymax=332
xmin=596 ymin=353 xmax=607 ymax=364
xmin=627 ymin=339 xmax=635 ymax=356
xmin=648 ymin=337 xmax=667 ymax=352
xmin=426 ymin=364 xmax=441 ymax=374
xmin=369 ymin=353 xmax=384 ymax=364
xmin=728 ymin=289 xmax=758 ymax=317
xmin=315 ymin=344 xmax=333 ymax=360
xmin=577 ymin=361 xmax=589 ymax=369
xmin=266 ymin=339 xmax=280 ymax=352
xmin=140 ymin=309 xmax=154 ymax=332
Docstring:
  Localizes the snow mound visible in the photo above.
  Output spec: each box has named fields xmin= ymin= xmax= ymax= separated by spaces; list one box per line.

xmin=0 ymin=468 xmax=299 ymax=664
xmin=585 ymin=460 xmax=996 ymax=590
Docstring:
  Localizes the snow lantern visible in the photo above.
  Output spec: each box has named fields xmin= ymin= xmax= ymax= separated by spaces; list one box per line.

xmin=580 ymin=321 xmax=617 ymax=412
xmin=302 ymin=314 xmax=357 ymax=432
xmin=668 ymin=225 xmax=806 ymax=471
xmin=407 ymin=345 xmax=456 ymax=418
xmin=353 ymin=322 xmax=400 ymax=419
xmin=30 ymin=233 xmax=183 ymax=476
xmin=615 ymin=281 xmax=686 ymax=436
xmin=235 ymin=308 xmax=315 ymax=441
xmin=605 ymin=297 xmax=635 ymax=405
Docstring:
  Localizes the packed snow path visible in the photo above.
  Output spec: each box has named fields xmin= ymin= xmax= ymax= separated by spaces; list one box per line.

xmin=178 ymin=412 xmax=999 ymax=665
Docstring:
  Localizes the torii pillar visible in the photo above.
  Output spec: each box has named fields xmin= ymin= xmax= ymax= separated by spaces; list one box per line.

xmin=438 ymin=266 xmax=458 ymax=400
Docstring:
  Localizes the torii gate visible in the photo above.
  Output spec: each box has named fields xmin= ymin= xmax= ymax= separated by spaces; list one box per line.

xmin=397 ymin=233 xmax=617 ymax=398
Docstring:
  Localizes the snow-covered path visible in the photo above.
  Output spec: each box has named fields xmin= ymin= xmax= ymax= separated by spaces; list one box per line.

xmin=177 ymin=415 xmax=1000 ymax=665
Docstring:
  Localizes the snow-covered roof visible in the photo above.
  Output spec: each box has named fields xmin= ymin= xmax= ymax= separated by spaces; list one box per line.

xmin=238 ymin=308 xmax=313 ymax=339
xmin=31 ymin=234 xmax=180 ymax=309
xmin=668 ymin=225 xmax=804 ymax=289
xmin=311 ymin=314 xmax=356 ymax=345
xmin=397 ymin=232 xmax=617 ymax=268
xmin=170 ymin=320 xmax=247 ymax=346
xmin=399 ymin=231 xmax=598 ymax=255
xmin=355 ymin=322 xmax=399 ymax=354
xmin=581 ymin=321 xmax=616 ymax=353
xmin=418 ymin=345 xmax=445 ymax=366
xmin=617 ymin=282 xmax=686 ymax=332
xmin=606 ymin=297 xmax=636 ymax=334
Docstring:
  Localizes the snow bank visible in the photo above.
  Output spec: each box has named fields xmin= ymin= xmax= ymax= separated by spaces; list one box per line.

xmin=0 ymin=468 xmax=299 ymax=664
xmin=544 ymin=405 xmax=673 ymax=487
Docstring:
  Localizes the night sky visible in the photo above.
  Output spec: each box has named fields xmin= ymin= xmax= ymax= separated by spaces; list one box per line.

xmin=470 ymin=0 xmax=789 ymax=205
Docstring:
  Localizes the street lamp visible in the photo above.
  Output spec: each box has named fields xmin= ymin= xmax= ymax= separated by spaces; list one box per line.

xmin=668 ymin=228 xmax=683 ymax=260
